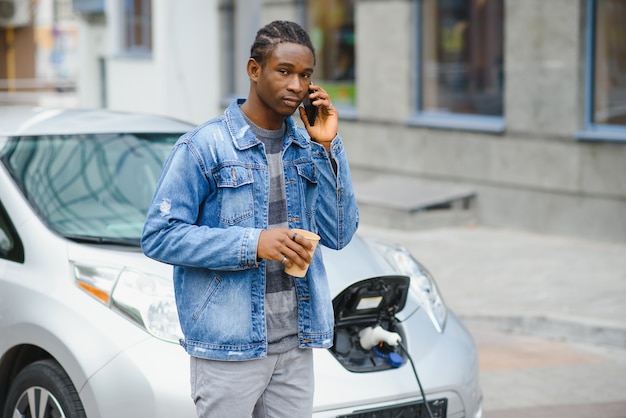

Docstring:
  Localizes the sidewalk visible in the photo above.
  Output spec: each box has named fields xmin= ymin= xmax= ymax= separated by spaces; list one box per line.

xmin=356 ymin=224 xmax=626 ymax=348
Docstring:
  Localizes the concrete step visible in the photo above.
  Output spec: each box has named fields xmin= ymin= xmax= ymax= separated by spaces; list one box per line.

xmin=351 ymin=169 xmax=477 ymax=230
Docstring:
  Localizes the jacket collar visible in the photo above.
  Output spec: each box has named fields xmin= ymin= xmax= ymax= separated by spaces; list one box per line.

xmin=225 ymin=99 xmax=309 ymax=150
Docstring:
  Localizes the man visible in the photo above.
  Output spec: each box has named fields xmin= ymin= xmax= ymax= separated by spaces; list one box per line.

xmin=141 ymin=20 xmax=359 ymax=417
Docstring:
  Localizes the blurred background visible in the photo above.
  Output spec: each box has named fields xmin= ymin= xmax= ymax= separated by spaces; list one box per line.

xmin=1 ymin=0 xmax=625 ymax=245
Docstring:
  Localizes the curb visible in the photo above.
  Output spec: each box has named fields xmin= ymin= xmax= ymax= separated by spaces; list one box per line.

xmin=461 ymin=314 xmax=626 ymax=349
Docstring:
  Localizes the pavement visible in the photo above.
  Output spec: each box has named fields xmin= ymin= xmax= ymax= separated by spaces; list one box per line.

xmin=357 ymin=224 xmax=626 ymax=348
xmin=356 ymin=224 xmax=626 ymax=417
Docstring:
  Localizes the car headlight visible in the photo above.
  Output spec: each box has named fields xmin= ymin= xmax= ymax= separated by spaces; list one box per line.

xmin=72 ymin=263 xmax=183 ymax=343
xmin=372 ymin=242 xmax=447 ymax=332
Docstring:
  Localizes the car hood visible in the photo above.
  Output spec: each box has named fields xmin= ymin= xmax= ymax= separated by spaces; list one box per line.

xmin=66 ymin=233 xmax=421 ymax=324
xmin=322 ymin=235 xmax=400 ymax=295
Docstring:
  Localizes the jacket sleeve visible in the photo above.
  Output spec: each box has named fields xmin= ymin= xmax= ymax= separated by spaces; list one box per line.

xmin=312 ymin=134 xmax=359 ymax=250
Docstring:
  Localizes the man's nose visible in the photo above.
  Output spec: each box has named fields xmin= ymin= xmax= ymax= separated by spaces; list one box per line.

xmin=287 ymin=76 xmax=305 ymax=92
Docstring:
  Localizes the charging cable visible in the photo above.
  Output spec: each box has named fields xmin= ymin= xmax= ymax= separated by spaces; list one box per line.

xmin=358 ymin=326 xmax=435 ymax=418
xmin=398 ymin=341 xmax=435 ymax=418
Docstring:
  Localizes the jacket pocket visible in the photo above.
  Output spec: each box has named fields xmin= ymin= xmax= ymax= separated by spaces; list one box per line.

xmin=295 ymin=161 xmax=318 ymax=219
xmin=192 ymin=275 xmax=222 ymax=321
xmin=213 ymin=164 xmax=254 ymax=225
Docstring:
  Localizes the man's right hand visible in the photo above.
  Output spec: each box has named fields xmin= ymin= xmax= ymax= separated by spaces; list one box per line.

xmin=257 ymin=228 xmax=314 ymax=269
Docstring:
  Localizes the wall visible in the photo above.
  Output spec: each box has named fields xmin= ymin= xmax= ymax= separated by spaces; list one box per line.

xmin=338 ymin=0 xmax=626 ymax=243
xmin=74 ymin=0 xmax=626 ymax=243
xmin=76 ymin=14 xmax=105 ymax=108
xmin=89 ymin=0 xmax=220 ymax=124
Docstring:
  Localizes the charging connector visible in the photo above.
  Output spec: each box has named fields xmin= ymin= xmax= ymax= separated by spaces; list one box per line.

xmin=358 ymin=325 xmax=401 ymax=350
xmin=372 ymin=345 xmax=404 ymax=368
xmin=357 ymin=324 xmax=435 ymax=418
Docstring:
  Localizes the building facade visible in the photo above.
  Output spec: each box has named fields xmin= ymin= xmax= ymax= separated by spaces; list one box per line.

xmin=1 ymin=0 xmax=78 ymax=105
xmin=71 ymin=0 xmax=626 ymax=243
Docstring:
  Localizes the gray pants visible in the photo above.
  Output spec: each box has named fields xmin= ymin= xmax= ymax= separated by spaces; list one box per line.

xmin=190 ymin=348 xmax=314 ymax=418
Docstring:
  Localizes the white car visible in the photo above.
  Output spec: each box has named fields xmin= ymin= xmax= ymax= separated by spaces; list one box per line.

xmin=0 ymin=107 xmax=482 ymax=418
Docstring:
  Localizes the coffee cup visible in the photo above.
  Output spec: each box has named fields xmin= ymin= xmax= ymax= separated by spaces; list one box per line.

xmin=285 ymin=229 xmax=320 ymax=277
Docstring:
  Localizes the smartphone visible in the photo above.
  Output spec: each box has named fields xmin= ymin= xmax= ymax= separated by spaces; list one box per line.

xmin=303 ymin=87 xmax=318 ymax=126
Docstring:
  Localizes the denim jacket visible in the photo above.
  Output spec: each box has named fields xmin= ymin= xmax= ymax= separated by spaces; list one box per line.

xmin=141 ymin=100 xmax=359 ymax=360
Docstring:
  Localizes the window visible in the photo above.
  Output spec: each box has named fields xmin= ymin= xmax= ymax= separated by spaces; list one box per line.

xmin=72 ymin=0 xmax=105 ymax=14
xmin=3 ymin=133 xmax=179 ymax=243
xmin=122 ymin=0 xmax=152 ymax=55
xmin=417 ymin=0 xmax=504 ymax=131
xmin=0 ymin=201 xmax=24 ymax=263
xmin=306 ymin=0 xmax=356 ymax=109
xmin=580 ymin=0 xmax=626 ymax=141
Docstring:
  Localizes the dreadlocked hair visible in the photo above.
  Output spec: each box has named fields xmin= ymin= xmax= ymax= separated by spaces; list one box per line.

xmin=250 ymin=20 xmax=316 ymax=65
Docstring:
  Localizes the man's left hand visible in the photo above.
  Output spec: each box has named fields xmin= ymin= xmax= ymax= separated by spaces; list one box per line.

xmin=299 ymin=84 xmax=338 ymax=151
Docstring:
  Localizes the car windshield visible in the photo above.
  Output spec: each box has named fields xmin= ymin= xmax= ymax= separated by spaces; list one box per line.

xmin=0 ymin=133 xmax=179 ymax=245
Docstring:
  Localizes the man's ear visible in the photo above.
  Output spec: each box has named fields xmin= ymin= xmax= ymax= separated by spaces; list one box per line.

xmin=247 ymin=58 xmax=261 ymax=82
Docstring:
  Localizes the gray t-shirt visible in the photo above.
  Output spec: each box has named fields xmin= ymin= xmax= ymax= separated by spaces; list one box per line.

xmin=245 ymin=117 xmax=298 ymax=354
